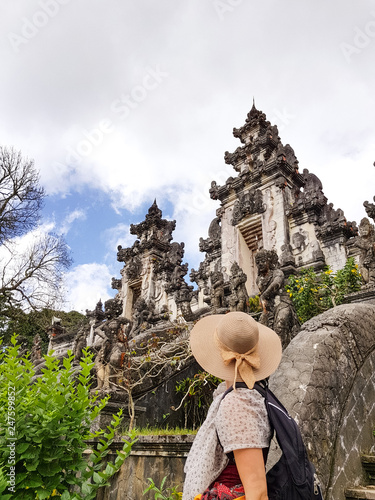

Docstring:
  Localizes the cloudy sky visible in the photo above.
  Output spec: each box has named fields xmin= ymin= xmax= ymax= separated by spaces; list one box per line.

xmin=1 ymin=0 xmax=374 ymax=313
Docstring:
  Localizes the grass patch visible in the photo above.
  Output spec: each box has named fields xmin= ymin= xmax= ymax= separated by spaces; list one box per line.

xmin=131 ymin=426 xmax=198 ymax=436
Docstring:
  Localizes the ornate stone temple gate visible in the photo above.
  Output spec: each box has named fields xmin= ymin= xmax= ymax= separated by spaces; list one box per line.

xmin=195 ymin=102 xmax=357 ymax=304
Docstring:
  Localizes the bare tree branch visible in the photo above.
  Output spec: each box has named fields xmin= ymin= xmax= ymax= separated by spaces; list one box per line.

xmin=0 ymin=147 xmax=44 ymax=245
xmin=0 ymin=146 xmax=72 ymax=312
xmin=118 ymin=329 xmax=192 ymax=430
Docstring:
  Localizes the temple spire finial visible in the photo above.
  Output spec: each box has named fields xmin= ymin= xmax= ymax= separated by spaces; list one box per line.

xmin=249 ymin=97 xmax=258 ymax=118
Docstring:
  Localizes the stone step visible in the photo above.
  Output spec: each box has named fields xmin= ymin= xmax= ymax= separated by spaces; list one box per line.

xmin=362 ymin=454 xmax=375 ymax=485
xmin=345 ymin=485 xmax=375 ymax=500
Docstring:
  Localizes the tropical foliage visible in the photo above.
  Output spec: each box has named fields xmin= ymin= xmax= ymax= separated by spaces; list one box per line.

xmin=0 ymin=336 xmax=135 ymax=499
xmin=285 ymin=257 xmax=362 ymax=324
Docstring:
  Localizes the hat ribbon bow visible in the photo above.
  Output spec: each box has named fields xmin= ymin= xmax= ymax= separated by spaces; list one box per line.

xmin=221 ymin=345 xmax=261 ymax=390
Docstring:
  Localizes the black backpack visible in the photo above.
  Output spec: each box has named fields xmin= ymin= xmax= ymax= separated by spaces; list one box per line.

xmin=221 ymin=381 xmax=323 ymax=500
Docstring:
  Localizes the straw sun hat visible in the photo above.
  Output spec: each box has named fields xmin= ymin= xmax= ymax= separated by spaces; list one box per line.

xmin=190 ymin=311 xmax=282 ymax=389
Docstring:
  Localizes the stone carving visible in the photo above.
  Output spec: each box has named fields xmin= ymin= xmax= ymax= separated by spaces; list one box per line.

xmin=301 ymin=169 xmax=326 ymax=208
xmin=228 ymin=262 xmax=249 ymax=312
xmin=255 ymin=249 xmax=283 ymax=322
xmin=117 ymin=239 xmax=140 ymax=264
xmin=231 ymin=188 xmax=265 ymax=226
xmin=86 ymin=300 xmax=105 ymax=323
xmin=209 ymin=180 xmax=219 ymax=200
xmin=364 ymin=196 xmax=375 ymax=223
xmin=94 ymin=320 xmax=128 ymax=391
xmin=292 ymin=228 xmax=308 ymax=254
xmin=263 ymin=189 xmax=277 ymax=250
xmin=125 ymin=256 xmax=142 ymax=280
xmin=266 ymin=123 xmax=279 ymax=143
xmin=104 ymin=297 xmax=123 ymax=320
xmin=175 ymin=281 xmax=209 ymax=322
xmin=130 ymin=200 xmax=176 ymax=247
xmin=275 ymin=176 xmax=287 ymax=190
xmin=315 ymin=203 xmax=357 ymax=242
xmin=284 ymin=144 xmax=299 ymax=170
xmin=210 ymin=270 xmax=225 ymax=309
xmin=255 ymin=249 xmax=299 ymax=348
xmin=169 ymin=242 xmax=185 ymax=266
xmin=151 ymin=242 xmax=189 ymax=295
xmin=31 ymin=334 xmax=43 ymax=365
xmin=354 ymin=218 xmax=375 ymax=286
xmin=73 ymin=329 xmax=87 ymax=365
xmin=111 ymin=277 xmax=122 ymax=290
xmin=167 ymin=262 xmax=189 ymax=293
xmin=199 ymin=217 xmax=221 ymax=253
xmin=190 ymin=261 xmax=209 ymax=290
xmin=310 ymin=240 xmax=325 ymax=263
xmin=279 ymin=243 xmax=295 ymax=268
xmin=130 ymin=298 xmax=158 ymax=337
xmin=224 ymin=146 xmax=248 ymax=171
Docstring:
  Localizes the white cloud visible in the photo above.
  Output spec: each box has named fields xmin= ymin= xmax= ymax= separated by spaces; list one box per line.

xmin=62 ymin=263 xmax=113 ymax=313
xmin=1 ymin=0 xmax=375 ymax=310
xmin=102 ymin=223 xmax=137 ymax=254
xmin=59 ymin=208 xmax=87 ymax=235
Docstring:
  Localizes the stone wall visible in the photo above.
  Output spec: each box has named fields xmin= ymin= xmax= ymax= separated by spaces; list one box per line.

xmin=269 ymin=302 xmax=375 ymax=500
xmin=96 ymin=435 xmax=194 ymax=500
xmin=329 ymin=351 xmax=375 ymax=498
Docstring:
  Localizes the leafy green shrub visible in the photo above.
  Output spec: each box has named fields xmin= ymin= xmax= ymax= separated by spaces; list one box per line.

xmin=143 ymin=476 xmax=182 ymax=499
xmin=248 ymin=295 xmax=262 ymax=316
xmin=0 ymin=336 xmax=136 ymax=499
xmin=286 ymin=258 xmax=362 ymax=324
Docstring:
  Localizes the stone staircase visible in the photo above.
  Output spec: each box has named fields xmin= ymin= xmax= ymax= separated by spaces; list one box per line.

xmin=345 ymin=454 xmax=375 ymax=500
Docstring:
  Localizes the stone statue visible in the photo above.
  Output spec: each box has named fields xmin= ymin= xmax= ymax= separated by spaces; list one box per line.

xmin=130 ymin=297 xmax=156 ymax=336
xmin=104 ymin=297 xmax=123 ymax=320
xmin=111 ymin=277 xmax=122 ymax=290
xmin=168 ymin=242 xmax=185 ymax=266
xmin=31 ymin=334 xmax=43 ymax=366
xmin=210 ymin=270 xmax=225 ymax=309
xmin=209 ymin=181 xmax=219 ymax=200
xmin=229 ymin=262 xmax=249 ymax=312
xmin=273 ymin=293 xmax=300 ymax=349
xmin=199 ymin=218 xmax=221 ymax=254
xmin=73 ymin=329 xmax=87 ymax=365
xmin=302 ymin=169 xmax=325 ymax=206
xmin=354 ymin=218 xmax=375 ymax=286
xmin=255 ymin=249 xmax=299 ymax=348
xmin=364 ymin=196 xmax=375 ymax=223
xmin=94 ymin=336 xmax=112 ymax=391
xmin=169 ymin=262 xmax=188 ymax=292
xmin=255 ymin=249 xmax=284 ymax=327
xmin=94 ymin=320 xmax=128 ymax=391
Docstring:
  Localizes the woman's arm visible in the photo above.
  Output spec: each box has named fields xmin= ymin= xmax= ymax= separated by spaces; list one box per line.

xmin=233 ymin=448 xmax=268 ymax=500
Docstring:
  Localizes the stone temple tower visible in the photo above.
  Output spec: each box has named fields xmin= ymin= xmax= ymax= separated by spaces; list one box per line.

xmin=117 ymin=200 xmax=189 ymax=323
xmin=192 ymin=102 xmax=357 ymax=301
